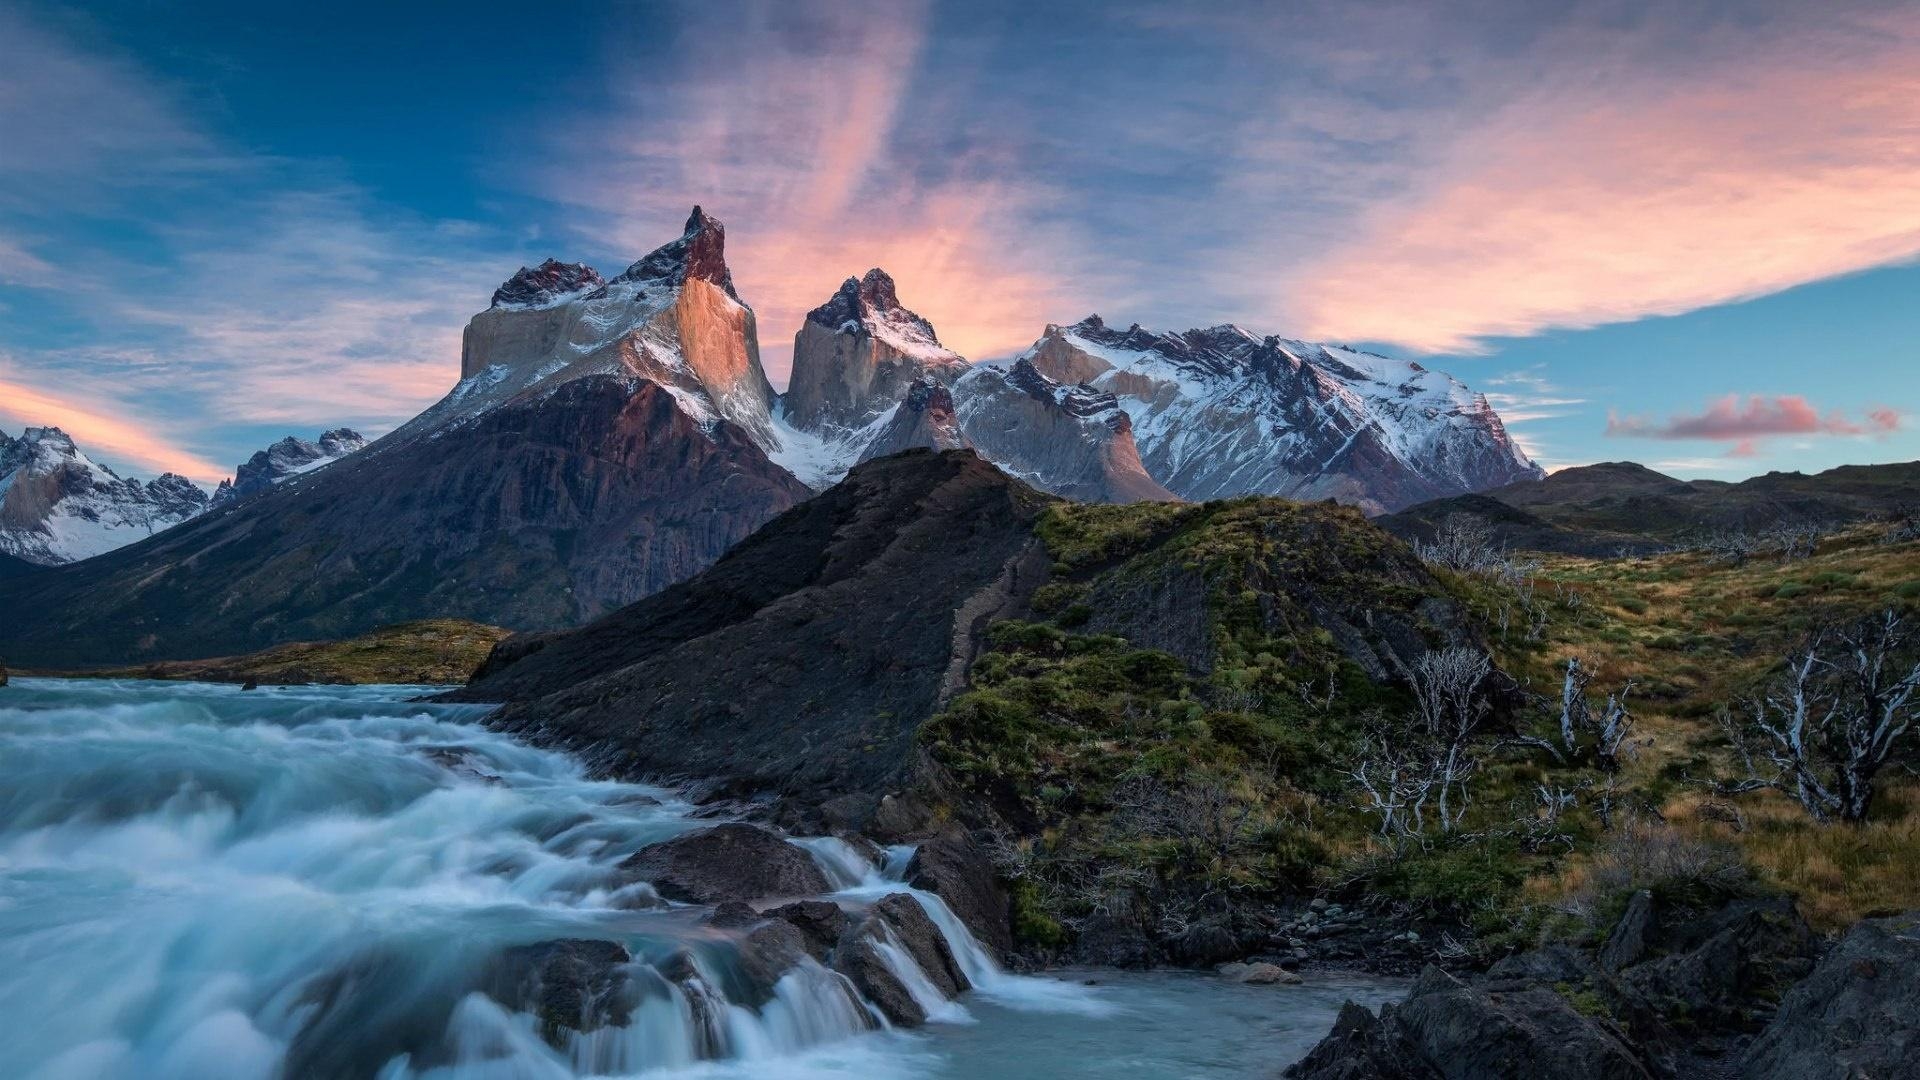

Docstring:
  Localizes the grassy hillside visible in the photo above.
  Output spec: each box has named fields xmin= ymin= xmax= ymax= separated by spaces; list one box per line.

xmin=926 ymin=498 xmax=1920 ymax=960
xmin=45 ymin=619 xmax=511 ymax=686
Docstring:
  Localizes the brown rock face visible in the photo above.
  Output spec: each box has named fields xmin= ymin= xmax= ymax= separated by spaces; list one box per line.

xmin=0 ymin=376 xmax=809 ymax=666
xmin=951 ymin=360 xmax=1179 ymax=505
xmin=782 ymin=268 xmax=967 ymax=433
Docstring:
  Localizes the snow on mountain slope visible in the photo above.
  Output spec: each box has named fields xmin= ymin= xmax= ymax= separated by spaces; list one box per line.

xmin=0 ymin=427 xmax=209 ymax=565
xmin=209 ymin=428 xmax=366 ymax=509
xmin=1020 ymin=317 xmax=1543 ymax=514
xmin=950 ymin=360 xmax=1178 ymax=504
xmin=396 ymin=207 xmax=777 ymax=450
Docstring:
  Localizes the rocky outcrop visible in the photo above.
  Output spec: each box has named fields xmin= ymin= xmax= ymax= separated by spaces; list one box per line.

xmin=906 ymin=829 xmax=1013 ymax=957
xmin=782 ymin=268 xmax=968 ymax=434
xmin=856 ymin=378 xmax=969 ymax=464
xmin=1286 ymin=967 xmax=1651 ymax=1080
xmin=209 ymin=428 xmax=365 ymax=509
xmin=0 ymin=426 xmax=209 ymax=565
xmin=1289 ymin=894 xmax=1830 ymax=1079
xmin=453 ymin=449 xmax=1053 ymax=829
xmin=834 ymin=893 xmax=971 ymax=1026
xmin=951 ymin=360 xmax=1179 ymax=505
xmin=490 ymin=259 xmax=605 ymax=309
xmin=1020 ymin=316 xmax=1541 ymax=514
xmin=1742 ymin=911 xmax=1920 ymax=1079
xmin=486 ymin=939 xmax=636 ymax=1045
xmin=618 ymin=823 xmax=832 ymax=904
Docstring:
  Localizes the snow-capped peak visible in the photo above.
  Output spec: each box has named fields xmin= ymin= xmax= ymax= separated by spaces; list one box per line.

xmin=611 ymin=205 xmax=739 ymax=301
xmin=0 ymin=426 xmax=210 ymax=565
xmin=209 ymin=428 xmax=367 ymax=509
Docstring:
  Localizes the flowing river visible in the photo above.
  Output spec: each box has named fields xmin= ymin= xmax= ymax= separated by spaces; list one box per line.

xmin=0 ymin=679 xmax=1396 ymax=1079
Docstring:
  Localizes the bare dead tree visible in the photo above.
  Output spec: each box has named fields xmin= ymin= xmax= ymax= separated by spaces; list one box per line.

xmin=1354 ymin=649 xmax=1493 ymax=837
xmin=1717 ymin=610 xmax=1920 ymax=822
xmin=1765 ymin=521 xmax=1824 ymax=563
xmin=1698 ymin=527 xmax=1758 ymax=566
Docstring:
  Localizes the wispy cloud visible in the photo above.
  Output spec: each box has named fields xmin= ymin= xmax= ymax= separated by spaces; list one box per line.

xmin=0 ymin=9 xmax=515 ymax=477
xmin=1606 ymin=394 xmax=1901 ymax=442
xmin=545 ymin=0 xmax=1104 ymax=380
xmin=1284 ymin=5 xmax=1920 ymax=353
xmin=0 ymin=360 xmax=226 ymax=480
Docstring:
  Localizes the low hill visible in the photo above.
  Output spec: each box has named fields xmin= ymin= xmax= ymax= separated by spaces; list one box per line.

xmin=41 ymin=619 xmax=510 ymax=685
xmin=1382 ymin=459 xmax=1920 ymax=554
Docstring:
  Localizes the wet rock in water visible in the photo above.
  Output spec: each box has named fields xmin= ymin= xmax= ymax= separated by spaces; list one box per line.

xmin=765 ymin=899 xmax=853 ymax=961
xmin=833 ymin=893 xmax=971 ymax=1026
xmin=701 ymin=906 xmax=811 ymax=1007
xmin=486 ymin=939 xmax=635 ymax=1046
xmin=618 ymin=823 xmax=831 ymax=903
xmin=240 ymin=677 xmax=258 ymax=690
xmin=1742 ymin=911 xmax=1920 ymax=1080
xmin=905 ymin=828 xmax=1012 ymax=956
xmin=1170 ymin=919 xmax=1241 ymax=968
xmin=1219 ymin=961 xmax=1301 ymax=985
xmin=1285 ymin=966 xmax=1651 ymax=1080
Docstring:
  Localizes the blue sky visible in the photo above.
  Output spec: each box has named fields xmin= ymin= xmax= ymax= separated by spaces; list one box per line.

xmin=0 ymin=0 xmax=1915 ymax=484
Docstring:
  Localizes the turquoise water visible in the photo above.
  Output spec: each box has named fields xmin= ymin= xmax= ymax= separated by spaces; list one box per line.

xmin=0 ymin=678 xmax=1395 ymax=1078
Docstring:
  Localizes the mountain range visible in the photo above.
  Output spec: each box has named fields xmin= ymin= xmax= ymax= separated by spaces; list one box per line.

xmin=0 ymin=206 xmax=1536 ymax=666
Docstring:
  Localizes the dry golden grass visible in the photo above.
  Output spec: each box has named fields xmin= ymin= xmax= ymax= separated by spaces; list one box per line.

xmin=1481 ymin=526 xmax=1920 ymax=929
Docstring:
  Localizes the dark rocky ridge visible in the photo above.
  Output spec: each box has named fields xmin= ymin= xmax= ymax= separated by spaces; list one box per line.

xmin=454 ymin=449 xmax=1054 ymax=830
xmin=0 ymin=377 xmax=808 ymax=666
xmin=612 ymin=206 xmax=738 ymax=301
xmin=490 ymin=259 xmax=606 ymax=308
xmin=805 ymin=267 xmax=931 ymax=335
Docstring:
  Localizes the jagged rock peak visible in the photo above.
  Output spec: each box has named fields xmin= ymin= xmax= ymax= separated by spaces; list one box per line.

xmin=490 ymin=259 xmax=605 ymax=309
xmin=14 ymin=426 xmax=78 ymax=454
xmin=806 ymin=267 xmax=934 ymax=337
xmin=612 ymin=205 xmax=738 ymax=301
xmin=1006 ymin=359 xmax=1127 ymax=424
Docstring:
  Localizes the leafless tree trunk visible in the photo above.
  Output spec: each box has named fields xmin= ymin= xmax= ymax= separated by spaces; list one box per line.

xmin=1722 ymin=610 xmax=1920 ymax=822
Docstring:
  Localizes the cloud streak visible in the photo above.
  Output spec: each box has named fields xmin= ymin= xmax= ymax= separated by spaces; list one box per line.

xmin=0 ymin=365 xmax=226 ymax=481
xmin=548 ymin=0 xmax=1105 ymax=381
xmin=1606 ymin=395 xmax=1901 ymax=442
xmin=1285 ymin=6 xmax=1920 ymax=353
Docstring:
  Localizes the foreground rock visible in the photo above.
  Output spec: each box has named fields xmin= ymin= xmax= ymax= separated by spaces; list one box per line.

xmin=486 ymin=939 xmax=635 ymax=1045
xmin=1288 ymin=893 xmax=1834 ymax=1079
xmin=905 ymin=828 xmax=1013 ymax=957
xmin=834 ymin=893 xmax=971 ymax=1025
xmin=1742 ymin=911 xmax=1920 ymax=1079
xmin=618 ymin=823 xmax=831 ymax=904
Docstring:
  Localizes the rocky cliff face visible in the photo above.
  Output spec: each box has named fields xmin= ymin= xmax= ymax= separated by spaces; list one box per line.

xmin=0 ymin=427 xmax=209 ymax=565
xmin=0 ymin=209 xmax=809 ymax=666
xmin=434 ymin=206 xmax=777 ymax=449
xmin=1022 ymin=317 xmax=1543 ymax=514
xmin=769 ymin=273 xmax=1180 ymax=504
xmin=782 ymin=268 xmax=968 ymax=433
xmin=209 ymin=428 xmax=366 ymax=509
xmin=950 ymin=360 xmax=1178 ymax=504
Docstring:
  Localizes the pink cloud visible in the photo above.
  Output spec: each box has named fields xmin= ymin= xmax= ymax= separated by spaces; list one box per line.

xmin=0 ymin=373 xmax=225 ymax=481
xmin=549 ymin=0 xmax=1103 ymax=381
xmin=1606 ymin=395 xmax=1900 ymax=443
xmin=1285 ymin=11 xmax=1920 ymax=353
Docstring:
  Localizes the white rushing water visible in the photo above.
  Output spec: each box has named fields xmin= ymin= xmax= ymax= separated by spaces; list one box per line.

xmin=0 ymin=679 xmax=1395 ymax=1079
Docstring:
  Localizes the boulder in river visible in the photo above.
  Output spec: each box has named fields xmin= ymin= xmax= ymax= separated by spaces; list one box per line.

xmin=485 ymin=938 xmax=635 ymax=1046
xmin=618 ymin=823 xmax=831 ymax=904
xmin=765 ymin=899 xmax=853 ymax=961
xmin=905 ymin=828 xmax=1012 ymax=956
xmin=833 ymin=893 xmax=971 ymax=1026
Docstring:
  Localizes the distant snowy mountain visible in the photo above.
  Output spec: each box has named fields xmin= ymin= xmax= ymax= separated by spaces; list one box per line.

xmin=1021 ymin=317 xmax=1543 ymax=513
xmin=766 ymin=276 xmax=1539 ymax=511
xmin=209 ymin=428 xmax=366 ymax=509
xmin=0 ymin=427 xmax=209 ymax=565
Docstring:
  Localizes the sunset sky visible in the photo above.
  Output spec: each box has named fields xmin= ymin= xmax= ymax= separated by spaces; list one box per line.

xmin=1 ymin=0 xmax=1916 ymax=484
